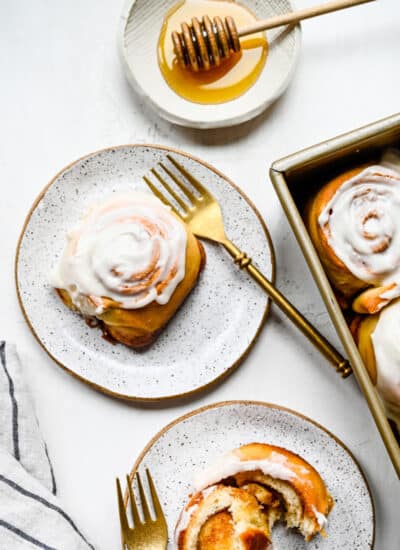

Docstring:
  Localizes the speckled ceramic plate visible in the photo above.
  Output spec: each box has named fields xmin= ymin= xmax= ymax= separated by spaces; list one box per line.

xmin=16 ymin=145 xmax=274 ymax=401
xmin=130 ymin=401 xmax=375 ymax=548
xmin=119 ymin=0 xmax=301 ymax=128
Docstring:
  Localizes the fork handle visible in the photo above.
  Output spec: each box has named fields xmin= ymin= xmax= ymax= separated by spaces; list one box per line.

xmin=222 ymin=240 xmax=352 ymax=378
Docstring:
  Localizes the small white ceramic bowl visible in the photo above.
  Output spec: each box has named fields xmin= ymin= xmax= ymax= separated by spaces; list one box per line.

xmin=118 ymin=0 xmax=301 ymax=129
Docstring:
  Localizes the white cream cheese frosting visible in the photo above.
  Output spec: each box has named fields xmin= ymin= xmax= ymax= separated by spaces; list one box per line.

xmin=312 ymin=506 xmax=328 ymax=529
xmin=371 ymin=299 xmax=400 ymax=409
xmin=193 ymin=449 xmax=295 ymax=492
xmin=318 ymin=161 xmax=400 ymax=296
xmin=51 ymin=192 xmax=187 ymax=315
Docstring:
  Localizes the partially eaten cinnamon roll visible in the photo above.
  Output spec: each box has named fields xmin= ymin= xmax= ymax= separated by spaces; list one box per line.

xmin=51 ymin=191 xmax=205 ymax=348
xmin=176 ymin=443 xmax=334 ymax=549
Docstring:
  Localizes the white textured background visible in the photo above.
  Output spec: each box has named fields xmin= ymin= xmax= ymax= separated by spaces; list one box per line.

xmin=0 ymin=0 xmax=399 ymax=548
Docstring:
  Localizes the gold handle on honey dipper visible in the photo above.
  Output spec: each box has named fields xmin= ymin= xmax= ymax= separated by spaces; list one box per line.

xmin=172 ymin=0 xmax=376 ymax=71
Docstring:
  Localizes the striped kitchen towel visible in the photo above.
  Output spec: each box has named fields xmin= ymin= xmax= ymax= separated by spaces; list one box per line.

xmin=0 ymin=341 xmax=95 ymax=549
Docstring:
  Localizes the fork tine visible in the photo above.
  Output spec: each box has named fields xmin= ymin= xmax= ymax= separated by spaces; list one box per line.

xmin=142 ymin=176 xmax=179 ymax=216
xmin=166 ymin=154 xmax=210 ymax=198
xmin=136 ymin=472 xmax=152 ymax=523
xmin=159 ymin=162 xmax=197 ymax=204
xmin=126 ymin=474 xmax=141 ymax=527
xmin=151 ymin=168 xmax=189 ymax=213
xmin=116 ymin=478 xmax=129 ymax=537
xmin=146 ymin=469 xmax=165 ymax=522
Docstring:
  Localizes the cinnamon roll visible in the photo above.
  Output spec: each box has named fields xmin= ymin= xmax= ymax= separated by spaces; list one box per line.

xmin=307 ymin=155 xmax=400 ymax=313
xmin=176 ymin=485 xmax=273 ymax=550
xmin=176 ymin=443 xmax=334 ymax=548
xmin=51 ymin=192 xmax=205 ymax=348
xmin=351 ymin=299 xmax=400 ymax=426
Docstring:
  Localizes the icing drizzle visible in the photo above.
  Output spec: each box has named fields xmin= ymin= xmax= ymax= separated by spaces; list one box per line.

xmin=51 ymin=192 xmax=187 ymax=315
xmin=318 ymin=162 xmax=400 ymax=296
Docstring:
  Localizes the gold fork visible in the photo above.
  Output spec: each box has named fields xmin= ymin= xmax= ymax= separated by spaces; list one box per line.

xmin=144 ymin=154 xmax=352 ymax=378
xmin=116 ymin=471 xmax=168 ymax=550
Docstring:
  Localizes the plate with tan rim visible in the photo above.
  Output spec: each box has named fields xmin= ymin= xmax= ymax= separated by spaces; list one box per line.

xmin=129 ymin=400 xmax=375 ymax=548
xmin=15 ymin=145 xmax=274 ymax=401
xmin=119 ymin=0 xmax=301 ymax=129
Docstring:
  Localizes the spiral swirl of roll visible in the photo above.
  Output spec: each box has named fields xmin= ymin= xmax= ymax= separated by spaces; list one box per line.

xmin=176 ymin=443 xmax=333 ymax=548
xmin=318 ymin=165 xmax=400 ymax=310
xmin=51 ymin=192 xmax=187 ymax=315
xmin=175 ymin=485 xmax=272 ymax=550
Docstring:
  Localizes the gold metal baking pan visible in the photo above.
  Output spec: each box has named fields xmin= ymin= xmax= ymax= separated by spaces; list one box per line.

xmin=270 ymin=112 xmax=400 ymax=478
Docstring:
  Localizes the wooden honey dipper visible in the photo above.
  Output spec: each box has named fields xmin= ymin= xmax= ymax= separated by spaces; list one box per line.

xmin=172 ymin=0 xmax=375 ymax=71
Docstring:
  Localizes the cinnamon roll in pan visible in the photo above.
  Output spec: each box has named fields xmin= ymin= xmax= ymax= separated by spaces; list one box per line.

xmin=351 ymin=299 xmax=400 ymax=427
xmin=307 ymin=159 xmax=400 ymax=314
xmin=52 ymin=192 xmax=205 ymax=348
xmin=176 ymin=443 xmax=334 ymax=548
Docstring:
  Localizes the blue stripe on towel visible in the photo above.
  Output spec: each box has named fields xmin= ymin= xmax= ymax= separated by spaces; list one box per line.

xmin=44 ymin=443 xmax=57 ymax=496
xmin=0 ymin=341 xmax=20 ymax=460
xmin=0 ymin=475 xmax=94 ymax=549
xmin=0 ymin=519 xmax=58 ymax=550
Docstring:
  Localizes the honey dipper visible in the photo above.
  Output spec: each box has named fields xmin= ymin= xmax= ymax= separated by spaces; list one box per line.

xmin=172 ymin=0 xmax=375 ymax=71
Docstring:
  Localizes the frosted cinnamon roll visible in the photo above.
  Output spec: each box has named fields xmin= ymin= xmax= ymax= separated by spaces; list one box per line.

xmin=176 ymin=443 xmax=334 ymax=548
xmin=51 ymin=192 xmax=205 ymax=348
xmin=307 ymin=154 xmax=400 ymax=314
xmin=351 ymin=299 xmax=400 ymax=427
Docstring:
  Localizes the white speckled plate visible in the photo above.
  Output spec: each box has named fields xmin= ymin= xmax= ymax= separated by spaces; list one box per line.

xmin=119 ymin=0 xmax=301 ymax=128
xmin=130 ymin=401 xmax=375 ymax=549
xmin=16 ymin=145 xmax=274 ymax=401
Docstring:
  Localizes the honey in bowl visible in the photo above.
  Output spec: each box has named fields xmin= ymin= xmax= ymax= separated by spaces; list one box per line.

xmin=158 ymin=0 xmax=268 ymax=104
